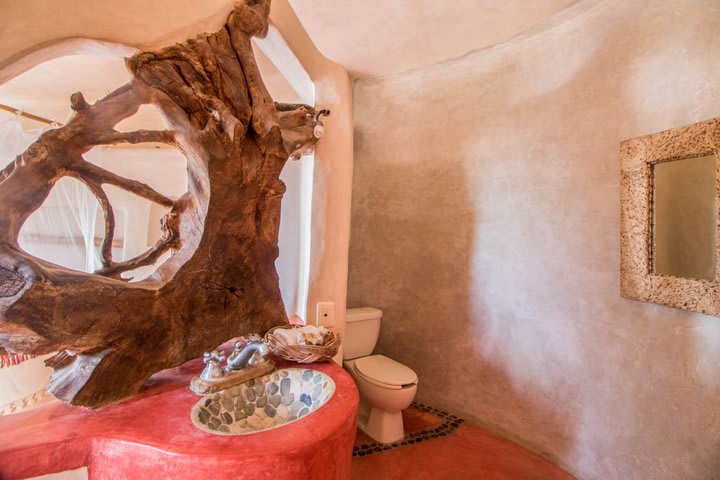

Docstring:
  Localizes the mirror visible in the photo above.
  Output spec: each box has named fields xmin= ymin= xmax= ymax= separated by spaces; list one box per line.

xmin=620 ymin=117 xmax=720 ymax=317
xmin=652 ymin=154 xmax=717 ymax=281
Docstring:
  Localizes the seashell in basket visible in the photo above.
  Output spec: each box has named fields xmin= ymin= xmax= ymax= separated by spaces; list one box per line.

xmin=265 ymin=325 xmax=341 ymax=363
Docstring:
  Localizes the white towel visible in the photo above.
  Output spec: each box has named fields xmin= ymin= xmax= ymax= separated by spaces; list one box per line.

xmin=275 ymin=328 xmax=298 ymax=345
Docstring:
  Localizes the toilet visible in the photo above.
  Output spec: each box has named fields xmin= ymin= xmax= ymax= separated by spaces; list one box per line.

xmin=343 ymin=307 xmax=418 ymax=444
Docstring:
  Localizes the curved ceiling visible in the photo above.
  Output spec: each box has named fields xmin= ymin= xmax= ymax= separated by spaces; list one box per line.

xmin=289 ymin=0 xmax=579 ymax=77
xmin=0 ymin=0 xmax=235 ymax=76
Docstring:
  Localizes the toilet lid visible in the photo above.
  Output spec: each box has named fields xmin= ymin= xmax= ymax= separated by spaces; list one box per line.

xmin=354 ymin=355 xmax=418 ymax=387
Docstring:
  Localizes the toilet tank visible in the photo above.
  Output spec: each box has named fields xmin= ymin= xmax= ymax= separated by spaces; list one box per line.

xmin=344 ymin=307 xmax=382 ymax=360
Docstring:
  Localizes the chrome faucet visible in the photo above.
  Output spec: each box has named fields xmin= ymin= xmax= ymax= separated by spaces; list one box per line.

xmin=192 ymin=336 xmax=275 ymax=394
xmin=225 ymin=340 xmax=269 ymax=372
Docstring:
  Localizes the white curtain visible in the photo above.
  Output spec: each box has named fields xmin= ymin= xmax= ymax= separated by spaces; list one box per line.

xmin=0 ymin=115 xmax=181 ymax=276
xmin=0 ymin=115 xmax=180 ymax=417
xmin=0 ymin=115 xmax=102 ymax=273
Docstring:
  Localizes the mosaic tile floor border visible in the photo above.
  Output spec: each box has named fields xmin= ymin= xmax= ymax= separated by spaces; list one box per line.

xmin=352 ymin=402 xmax=464 ymax=457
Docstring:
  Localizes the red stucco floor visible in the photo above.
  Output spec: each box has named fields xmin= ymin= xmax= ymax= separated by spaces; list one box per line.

xmin=351 ymin=406 xmax=574 ymax=480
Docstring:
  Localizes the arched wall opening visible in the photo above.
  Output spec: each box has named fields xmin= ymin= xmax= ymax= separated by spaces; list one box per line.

xmin=0 ymin=30 xmax=317 ymax=415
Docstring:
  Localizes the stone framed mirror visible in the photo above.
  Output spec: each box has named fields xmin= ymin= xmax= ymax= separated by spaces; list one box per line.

xmin=621 ymin=117 xmax=720 ymax=316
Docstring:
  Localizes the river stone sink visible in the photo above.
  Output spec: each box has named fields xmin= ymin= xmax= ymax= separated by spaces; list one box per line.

xmin=190 ymin=368 xmax=335 ymax=435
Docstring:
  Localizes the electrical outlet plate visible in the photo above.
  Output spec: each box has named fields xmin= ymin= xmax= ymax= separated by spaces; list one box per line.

xmin=316 ymin=302 xmax=335 ymax=326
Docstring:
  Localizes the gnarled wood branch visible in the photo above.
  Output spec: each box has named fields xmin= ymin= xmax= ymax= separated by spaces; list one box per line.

xmin=91 ymin=129 xmax=175 ymax=146
xmin=74 ymin=160 xmax=174 ymax=207
xmin=75 ymin=176 xmax=115 ymax=268
xmin=0 ymin=0 xmax=326 ymax=408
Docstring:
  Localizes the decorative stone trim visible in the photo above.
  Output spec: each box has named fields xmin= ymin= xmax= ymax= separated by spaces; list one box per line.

xmin=620 ymin=117 xmax=720 ymax=316
xmin=352 ymin=402 xmax=464 ymax=457
xmin=0 ymin=388 xmax=50 ymax=416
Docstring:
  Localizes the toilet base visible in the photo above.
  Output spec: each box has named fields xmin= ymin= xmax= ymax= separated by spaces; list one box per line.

xmin=358 ymin=406 xmax=405 ymax=444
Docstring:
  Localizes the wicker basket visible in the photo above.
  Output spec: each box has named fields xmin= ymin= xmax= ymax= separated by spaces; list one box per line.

xmin=264 ymin=325 xmax=341 ymax=363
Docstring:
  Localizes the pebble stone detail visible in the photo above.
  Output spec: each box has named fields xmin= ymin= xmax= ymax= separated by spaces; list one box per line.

xmin=352 ymin=403 xmax=465 ymax=457
xmin=190 ymin=368 xmax=335 ymax=436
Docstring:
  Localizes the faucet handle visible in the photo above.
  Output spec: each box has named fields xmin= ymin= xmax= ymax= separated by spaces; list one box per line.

xmin=200 ymin=350 xmax=226 ymax=381
xmin=203 ymin=350 xmax=225 ymax=364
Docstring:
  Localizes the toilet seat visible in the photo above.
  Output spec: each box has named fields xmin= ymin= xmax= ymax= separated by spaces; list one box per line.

xmin=353 ymin=355 xmax=417 ymax=390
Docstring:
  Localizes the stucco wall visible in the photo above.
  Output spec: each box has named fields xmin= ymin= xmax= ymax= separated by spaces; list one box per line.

xmin=270 ymin=0 xmax=354 ymax=335
xmin=348 ymin=0 xmax=720 ymax=478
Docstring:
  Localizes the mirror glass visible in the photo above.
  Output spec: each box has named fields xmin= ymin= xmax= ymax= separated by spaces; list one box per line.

xmin=653 ymin=154 xmax=717 ymax=280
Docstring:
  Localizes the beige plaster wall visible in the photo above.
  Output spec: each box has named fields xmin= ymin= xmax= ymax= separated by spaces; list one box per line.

xmin=288 ymin=0 xmax=576 ymax=78
xmin=0 ymin=0 xmax=235 ymax=82
xmin=270 ymin=1 xmax=354 ymax=336
xmin=348 ymin=0 xmax=720 ymax=478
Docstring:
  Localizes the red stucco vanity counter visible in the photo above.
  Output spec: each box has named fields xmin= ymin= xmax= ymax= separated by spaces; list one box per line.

xmin=0 ymin=359 xmax=358 ymax=479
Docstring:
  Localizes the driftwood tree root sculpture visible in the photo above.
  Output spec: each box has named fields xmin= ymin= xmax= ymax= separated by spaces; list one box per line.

xmin=0 ymin=0 xmax=326 ymax=408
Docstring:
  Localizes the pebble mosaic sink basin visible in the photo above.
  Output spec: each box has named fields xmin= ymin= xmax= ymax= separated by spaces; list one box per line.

xmin=190 ymin=368 xmax=335 ymax=435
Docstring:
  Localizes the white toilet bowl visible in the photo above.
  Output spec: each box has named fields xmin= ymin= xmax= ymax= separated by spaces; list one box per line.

xmin=344 ymin=354 xmax=418 ymax=444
